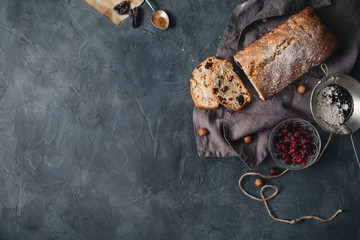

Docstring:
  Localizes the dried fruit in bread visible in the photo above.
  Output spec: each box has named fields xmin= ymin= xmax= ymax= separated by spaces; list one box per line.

xmin=208 ymin=60 xmax=250 ymax=111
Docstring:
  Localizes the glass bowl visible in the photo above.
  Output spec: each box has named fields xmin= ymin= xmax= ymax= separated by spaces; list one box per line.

xmin=268 ymin=118 xmax=321 ymax=170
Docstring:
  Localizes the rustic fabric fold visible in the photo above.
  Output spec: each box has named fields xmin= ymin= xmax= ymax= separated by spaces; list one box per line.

xmin=193 ymin=0 xmax=360 ymax=169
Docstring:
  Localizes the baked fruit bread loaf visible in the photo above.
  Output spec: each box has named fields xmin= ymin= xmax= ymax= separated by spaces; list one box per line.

xmin=190 ymin=57 xmax=222 ymax=109
xmin=234 ymin=6 xmax=338 ymax=101
xmin=208 ymin=60 xmax=251 ymax=111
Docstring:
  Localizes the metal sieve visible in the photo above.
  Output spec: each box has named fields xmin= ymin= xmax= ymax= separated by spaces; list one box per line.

xmin=310 ymin=65 xmax=360 ymax=167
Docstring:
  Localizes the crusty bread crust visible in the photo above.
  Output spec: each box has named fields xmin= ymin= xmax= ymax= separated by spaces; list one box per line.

xmin=190 ymin=56 xmax=222 ymax=109
xmin=208 ymin=60 xmax=251 ymax=111
xmin=234 ymin=6 xmax=338 ymax=101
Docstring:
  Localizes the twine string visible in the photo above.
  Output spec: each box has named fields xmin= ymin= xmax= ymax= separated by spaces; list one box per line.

xmin=238 ymin=169 xmax=288 ymax=202
xmin=313 ymin=133 xmax=332 ymax=165
xmin=238 ymin=133 xmax=343 ymax=224
xmin=260 ymin=185 xmax=343 ymax=224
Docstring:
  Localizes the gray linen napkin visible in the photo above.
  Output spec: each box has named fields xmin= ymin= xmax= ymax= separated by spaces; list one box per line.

xmin=193 ymin=0 xmax=360 ymax=169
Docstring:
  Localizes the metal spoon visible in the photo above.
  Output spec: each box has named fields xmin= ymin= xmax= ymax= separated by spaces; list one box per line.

xmin=144 ymin=0 xmax=169 ymax=29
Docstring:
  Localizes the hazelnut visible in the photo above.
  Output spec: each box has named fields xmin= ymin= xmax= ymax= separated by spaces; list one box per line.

xmin=243 ymin=136 xmax=251 ymax=144
xmin=199 ymin=128 xmax=208 ymax=136
xmin=254 ymin=178 xmax=263 ymax=187
xmin=297 ymin=84 xmax=306 ymax=94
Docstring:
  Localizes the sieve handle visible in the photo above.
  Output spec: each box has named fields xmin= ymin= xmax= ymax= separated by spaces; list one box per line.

xmin=350 ymin=134 xmax=360 ymax=168
xmin=321 ymin=63 xmax=329 ymax=76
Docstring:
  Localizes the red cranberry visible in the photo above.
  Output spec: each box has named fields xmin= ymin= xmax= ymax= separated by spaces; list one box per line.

xmin=273 ymin=121 xmax=314 ymax=165
xmin=269 ymin=167 xmax=280 ymax=176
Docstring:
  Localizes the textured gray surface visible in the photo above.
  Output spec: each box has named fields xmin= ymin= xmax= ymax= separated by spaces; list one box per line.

xmin=0 ymin=0 xmax=359 ymax=239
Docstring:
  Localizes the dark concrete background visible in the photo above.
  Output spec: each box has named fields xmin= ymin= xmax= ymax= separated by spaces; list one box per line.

xmin=0 ymin=0 xmax=359 ymax=239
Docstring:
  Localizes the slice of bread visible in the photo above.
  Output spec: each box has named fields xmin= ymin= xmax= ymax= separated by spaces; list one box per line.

xmin=190 ymin=57 xmax=222 ymax=109
xmin=208 ymin=60 xmax=251 ymax=111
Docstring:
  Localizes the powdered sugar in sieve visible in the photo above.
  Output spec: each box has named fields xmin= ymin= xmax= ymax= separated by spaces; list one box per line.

xmin=315 ymin=85 xmax=353 ymax=126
